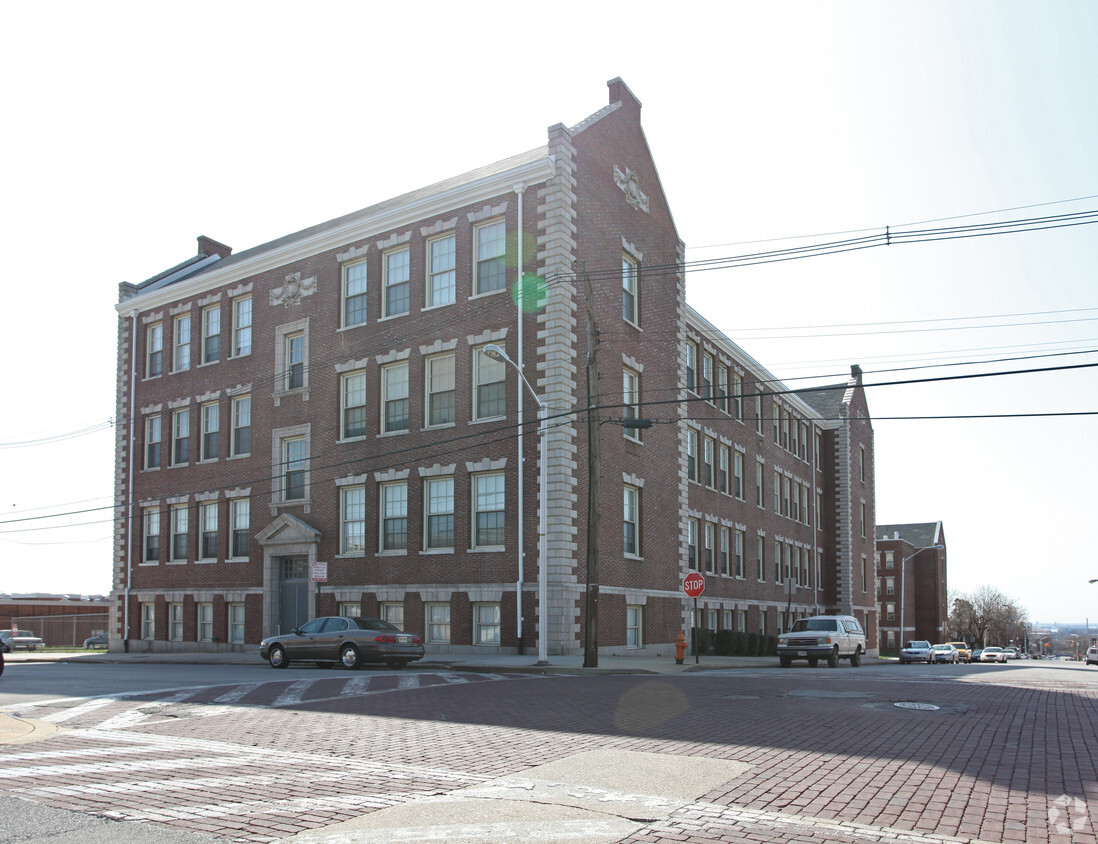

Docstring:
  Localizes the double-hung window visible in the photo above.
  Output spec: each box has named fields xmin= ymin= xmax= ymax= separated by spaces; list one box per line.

xmin=341 ymin=485 xmax=366 ymax=554
xmin=685 ymin=341 xmax=697 ymax=392
xmin=622 ymin=254 xmax=639 ymax=325
xmin=623 ymin=368 xmax=641 ymax=441
xmin=341 ymin=372 xmax=367 ymax=439
xmin=145 ymin=415 xmax=161 ymax=469
xmin=285 ymin=332 xmax=305 ymax=391
xmin=734 ymin=451 xmax=744 ymax=499
xmin=382 ymin=362 xmax=409 ymax=433
xmin=142 ymin=604 xmax=155 ymax=639
xmin=201 ymin=403 xmax=219 ymax=461
xmin=719 ymin=527 xmax=730 ymax=575
xmin=173 ymin=314 xmax=191 ymax=372
xmin=475 ymin=221 xmax=506 ymax=295
xmin=200 ymin=502 xmax=218 ymax=560
xmin=474 ymin=603 xmax=501 ymax=645
xmin=171 ymin=504 xmax=188 ymax=561
xmin=230 ymin=498 xmax=249 ymax=558
xmin=228 ymin=603 xmax=245 ymax=643
xmin=426 ymin=354 xmax=455 ymax=427
xmin=701 ymin=354 xmax=713 ymax=401
xmin=756 ymin=462 xmax=764 ymax=507
xmin=735 ymin=529 xmax=745 ymax=578
xmin=282 ymin=437 xmax=307 ymax=501
xmin=425 ymin=477 xmax=454 ymax=550
xmin=718 ymin=445 xmax=729 ymax=493
xmin=202 ymin=305 xmax=220 ymax=364
xmin=146 ymin=324 xmax=163 ymax=377
xmin=687 ymin=518 xmax=698 ymax=570
xmin=733 ymin=373 xmax=743 ymax=421
xmin=426 ymin=604 xmax=451 ymax=643
xmin=232 ymin=297 xmax=252 ymax=356
xmin=197 ymin=603 xmax=213 ymax=642
xmin=169 ymin=603 xmax=183 ymax=641
xmin=383 ymin=248 xmax=410 ymax=317
xmin=703 ymin=437 xmax=714 ymax=487
xmin=473 ymin=473 xmax=504 ymax=548
xmin=717 ymin=364 xmax=729 ymax=412
xmin=143 ymin=508 xmax=160 ymax=562
xmin=172 ymin=408 xmax=189 ymax=465
xmin=427 ymin=235 xmax=456 ymax=307
xmin=686 ymin=430 xmax=698 ymax=482
xmin=626 ymin=606 xmax=643 ymax=648
xmin=704 ymin=522 xmax=715 ymax=573
xmin=231 ymin=396 xmax=251 ymax=456
xmin=343 ymin=261 xmax=368 ymax=327
xmin=623 ymin=484 xmax=640 ymax=557
xmin=473 ymin=346 xmax=505 ymax=420
xmin=380 ymin=482 xmax=407 ymax=551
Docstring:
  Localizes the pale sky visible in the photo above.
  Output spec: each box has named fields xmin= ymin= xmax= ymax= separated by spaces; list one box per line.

xmin=2 ymin=2 xmax=1095 ymax=625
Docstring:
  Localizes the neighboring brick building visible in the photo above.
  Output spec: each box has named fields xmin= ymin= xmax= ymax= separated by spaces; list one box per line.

xmin=875 ymin=522 xmax=948 ymax=649
xmin=111 ymin=79 xmax=877 ymax=657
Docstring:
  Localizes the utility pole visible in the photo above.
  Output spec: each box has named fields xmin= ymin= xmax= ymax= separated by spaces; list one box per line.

xmin=580 ymin=262 xmax=600 ymax=668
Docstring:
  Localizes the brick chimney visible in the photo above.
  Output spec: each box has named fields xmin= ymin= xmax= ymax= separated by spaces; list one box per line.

xmin=197 ymin=235 xmax=232 ymax=259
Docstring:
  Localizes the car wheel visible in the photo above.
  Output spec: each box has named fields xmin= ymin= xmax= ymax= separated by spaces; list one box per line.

xmin=899 ymin=659 xmax=907 ymax=665
xmin=339 ymin=644 xmax=361 ymax=670
xmin=827 ymin=648 xmax=839 ymax=668
xmin=851 ymin=648 xmax=862 ymax=667
xmin=268 ymin=645 xmax=289 ymax=669
xmin=780 ymin=654 xmax=792 ymax=668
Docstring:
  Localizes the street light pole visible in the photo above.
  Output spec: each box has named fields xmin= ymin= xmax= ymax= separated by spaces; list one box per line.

xmin=899 ymin=544 xmax=944 ymax=646
xmin=484 ymin=344 xmax=549 ymax=665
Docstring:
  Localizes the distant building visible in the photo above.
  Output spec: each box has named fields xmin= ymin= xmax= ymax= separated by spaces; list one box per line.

xmin=875 ymin=522 xmax=948 ymax=647
xmin=111 ymin=79 xmax=878 ymax=656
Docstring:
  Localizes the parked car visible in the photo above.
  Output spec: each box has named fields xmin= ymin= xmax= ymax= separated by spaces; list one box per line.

xmin=930 ymin=644 xmax=960 ymax=663
xmin=83 ymin=634 xmax=109 ymax=649
xmin=1085 ymin=647 xmax=1098 ymax=666
xmin=980 ymin=646 xmax=1008 ymax=663
xmin=899 ymin=640 xmax=933 ymax=664
xmin=1003 ymin=647 xmax=1020 ymax=660
xmin=945 ymin=641 xmax=972 ymax=663
xmin=970 ymin=649 xmax=983 ymax=662
xmin=0 ymin=629 xmax=45 ymax=652
xmin=776 ymin=615 xmax=866 ymax=668
xmin=260 ymin=616 xmax=425 ymax=670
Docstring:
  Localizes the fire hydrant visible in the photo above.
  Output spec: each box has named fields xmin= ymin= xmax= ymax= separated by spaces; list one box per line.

xmin=675 ymin=630 xmax=687 ymax=664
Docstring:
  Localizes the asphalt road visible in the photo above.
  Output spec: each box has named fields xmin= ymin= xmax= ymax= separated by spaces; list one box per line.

xmin=1 ymin=659 xmax=1096 ymax=843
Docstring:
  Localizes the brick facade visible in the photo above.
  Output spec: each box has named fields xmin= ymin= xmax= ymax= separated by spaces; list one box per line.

xmin=111 ymin=79 xmax=878 ymax=657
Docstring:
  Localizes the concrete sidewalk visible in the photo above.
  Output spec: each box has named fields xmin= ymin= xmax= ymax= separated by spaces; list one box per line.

xmin=1 ymin=648 xmax=831 ymax=674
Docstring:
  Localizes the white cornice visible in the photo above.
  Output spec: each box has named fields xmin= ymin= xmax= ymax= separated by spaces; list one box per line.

xmin=117 ymin=155 xmax=555 ymax=314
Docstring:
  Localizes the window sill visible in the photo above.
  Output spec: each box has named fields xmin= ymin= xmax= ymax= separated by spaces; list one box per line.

xmin=337 ymin=436 xmax=368 ymax=445
xmin=226 ymin=556 xmax=248 ymax=563
xmin=377 ymin=550 xmax=408 ymax=557
xmin=198 ymin=458 xmax=219 ymax=465
xmin=419 ymin=549 xmax=454 ymax=555
xmin=469 ymin=546 xmax=505 ymax=553
xmin=198 ymin=360 xmax=220 ymax=368
xmin=468 ymin=289 xmax=506 ymax=301
xmin=141 ymin=467 xmax=161 ymax=473
xmin=377 ymin=312 xmax=410 ymax=322
xmin=228 ymin=352 xmax=253 ymax=361
xmin=139 ymin=561 xmax=160 ymax=566
xmin=377 ymin=429 xmax=409 ymax=438
xmin=421 ymin=301 xmax=455 ymax=313
xmin=227 ymin=453 xmax=250 ymax=460
xmin=167 ymin=560 xmax=188 ymax=566
xmin=335 ymin=552 xmax=367 ymax=559
xmin=469 ymin=416 xmax=505 ymax=426
xmin=624 ymin=553 xmax=644 ymax=562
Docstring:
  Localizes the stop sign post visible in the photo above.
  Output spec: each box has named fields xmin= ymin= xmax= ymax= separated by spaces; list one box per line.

xmin=683 ymin=573 xmax=706 ymax=664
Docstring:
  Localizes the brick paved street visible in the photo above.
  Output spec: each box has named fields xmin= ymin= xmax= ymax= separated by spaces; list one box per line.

xmin=2 ymin=663 xmax=1096 ymax=843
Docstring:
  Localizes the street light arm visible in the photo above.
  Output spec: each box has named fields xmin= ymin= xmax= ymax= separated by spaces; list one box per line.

xmin=483 ymin=344 xmax=545 ymax=409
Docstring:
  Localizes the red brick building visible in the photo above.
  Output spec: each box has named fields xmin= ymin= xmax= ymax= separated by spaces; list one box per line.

xmin=875 ymin=522 xmax=948 ymax=649
xmin=112 ymin=79 xmax=877 ymax=657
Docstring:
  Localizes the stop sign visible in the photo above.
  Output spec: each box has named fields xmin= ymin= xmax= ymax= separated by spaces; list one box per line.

xmin=683 ymin=573 xmax=706 ymax=598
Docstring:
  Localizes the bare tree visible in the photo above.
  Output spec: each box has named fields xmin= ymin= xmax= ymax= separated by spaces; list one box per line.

xmin=948 ymin=586 xmax=1028 ymax=648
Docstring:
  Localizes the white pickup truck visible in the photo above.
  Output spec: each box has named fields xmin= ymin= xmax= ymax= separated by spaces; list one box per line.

xmin=776 ymin=615 xmax=866 ymax=668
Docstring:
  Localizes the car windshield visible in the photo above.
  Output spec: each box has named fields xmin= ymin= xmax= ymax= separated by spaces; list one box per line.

xmin=904 ymin=641 xmax=930 ymax=649
xmin=984 ymin=647 xmax=1001 ymax=652
xmin=351 ymin=618 xmax=399 ymax=631
xmin=791 ymin=619 xmax=839 ymax=632
xmin=932 ymin=645 xmax=950 ymax=650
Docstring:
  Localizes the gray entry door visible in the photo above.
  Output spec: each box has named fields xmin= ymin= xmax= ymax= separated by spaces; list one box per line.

xmin=278 ymin=556 xmax=310 ymax=635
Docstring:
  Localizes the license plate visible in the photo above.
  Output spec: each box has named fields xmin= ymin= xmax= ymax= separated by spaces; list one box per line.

xmin=398 ymin=635 xmax=410 ymax=644
xmin=797 ymin=651 xmax=807 ymax=657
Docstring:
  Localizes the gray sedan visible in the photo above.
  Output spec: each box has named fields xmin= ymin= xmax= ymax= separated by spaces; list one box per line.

xmin=260 ymin=616 xmax=425 ymax=670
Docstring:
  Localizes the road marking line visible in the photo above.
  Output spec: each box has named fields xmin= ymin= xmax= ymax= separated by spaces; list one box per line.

xmin=211 ymin=683 xmax=261 ymax=703
xmin=39 ymin=699 xmax=115 ymax=724
xmin=270 ymin=679 xmax=314 ymax=707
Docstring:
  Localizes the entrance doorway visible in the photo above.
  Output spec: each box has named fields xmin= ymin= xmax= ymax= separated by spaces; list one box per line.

xmin=278 ymin=556 xmax=310 ymax=634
